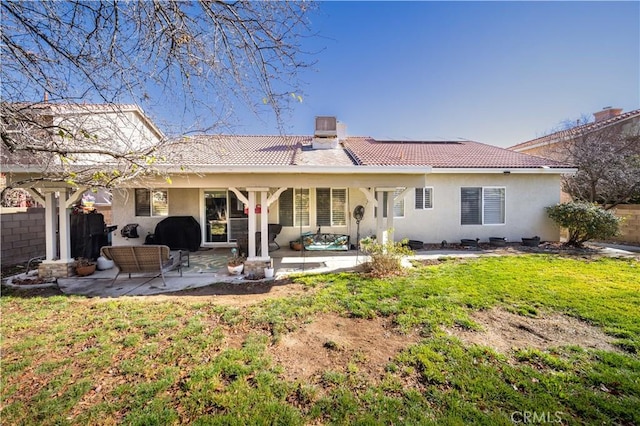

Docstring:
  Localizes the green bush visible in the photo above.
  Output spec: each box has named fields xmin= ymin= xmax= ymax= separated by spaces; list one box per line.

xmin=360 ymin=234 xmax=414 ymax=277
xmin=545 ymin=202 xmax=621 ymax=247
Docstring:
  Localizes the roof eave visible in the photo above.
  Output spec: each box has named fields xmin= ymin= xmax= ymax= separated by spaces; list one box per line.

xmin=160 ymin=164 xmax=433 ymax=174
xmin=431 ymin=167 xmax=577 ymax=174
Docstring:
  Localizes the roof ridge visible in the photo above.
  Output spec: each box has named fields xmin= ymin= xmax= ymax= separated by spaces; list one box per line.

xmin=510 ymin=108 xmax=640 ymax=150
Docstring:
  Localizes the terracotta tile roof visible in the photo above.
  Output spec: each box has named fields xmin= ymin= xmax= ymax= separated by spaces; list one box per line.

xmin=509 ymin=108 xmax=640 ymax=152
xmin=342 ymin=138 xmax=570 ymax=168
xmin=160 ymin=135 xmax=311 ymax=166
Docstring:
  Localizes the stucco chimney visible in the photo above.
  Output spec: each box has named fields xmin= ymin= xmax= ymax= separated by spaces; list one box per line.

xmin=593 ymin=106 xmax=623 ymax=122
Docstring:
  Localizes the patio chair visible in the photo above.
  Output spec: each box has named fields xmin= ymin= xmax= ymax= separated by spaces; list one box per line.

xmin=100 ymin=245 xmax=183 ymax=287
xmin=256 ymin=224 xmax=283 ymax=256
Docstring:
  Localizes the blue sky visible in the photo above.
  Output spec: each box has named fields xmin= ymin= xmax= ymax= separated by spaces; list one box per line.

xmin=227 ymin=1 xmax=639 ymax=148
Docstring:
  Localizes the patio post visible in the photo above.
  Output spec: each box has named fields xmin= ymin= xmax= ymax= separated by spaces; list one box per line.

xmin=260 ymin=190 xmax=269 ymax=258
xmin=247 ymin=190 xmax=257 ymax=258
xmin=376 ymin=189 xmax=385 ymax=243
xmin=43 ymin=190 xmax=57 ymax=260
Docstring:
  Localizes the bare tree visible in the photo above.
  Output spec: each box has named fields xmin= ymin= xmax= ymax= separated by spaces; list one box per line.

xmin=545 ymin=117 xmax=640 ymax=209
xmin=1 ymin=1 xmax=316 ymax=197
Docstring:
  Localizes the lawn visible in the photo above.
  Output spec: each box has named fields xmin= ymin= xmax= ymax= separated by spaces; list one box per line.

xmin=1 ymin=254 xmax=639 ymax=425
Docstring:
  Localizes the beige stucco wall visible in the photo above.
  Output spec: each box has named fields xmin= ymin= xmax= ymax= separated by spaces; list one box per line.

xmin=111 ymin=188 xmax=201 ymax=246
xmin=374 ymin=173 xmax=561 ymax=244
xmin=110 ymin=172 xmax=562 ymax=247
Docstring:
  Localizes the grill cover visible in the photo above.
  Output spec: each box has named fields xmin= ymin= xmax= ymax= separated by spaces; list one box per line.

xmin=153 ymin=216 xmax=202 ymax=251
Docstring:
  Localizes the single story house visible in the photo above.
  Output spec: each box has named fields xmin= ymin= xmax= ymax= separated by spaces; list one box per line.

xmin=2 ymin=105 xmax=575 ymax=277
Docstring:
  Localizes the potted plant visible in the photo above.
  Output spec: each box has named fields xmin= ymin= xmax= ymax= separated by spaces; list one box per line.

xmin=75 ymin=258 xmax=96 ymax=276
xmin=264 ymin=259 xmax=275 ymax=279
xmin=227 ymin=248 xmax=245 ymax=275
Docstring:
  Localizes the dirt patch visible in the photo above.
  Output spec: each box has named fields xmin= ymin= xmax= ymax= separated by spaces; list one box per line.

xmin=446 ymin=308 xmax=619 ymax=354
xmin=269 ymin=313 xmax=420 ymax=382
xmin=138 ymin=279 xmax=310 ymax=306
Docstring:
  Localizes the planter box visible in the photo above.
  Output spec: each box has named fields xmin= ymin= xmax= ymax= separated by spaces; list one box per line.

xmin=461 ymin=239 xmax=479 ymax=248
xmin=521 ymin=237 xmax=541 ymax=247
xmin=489 ymin=237 xmax=507 ymax=247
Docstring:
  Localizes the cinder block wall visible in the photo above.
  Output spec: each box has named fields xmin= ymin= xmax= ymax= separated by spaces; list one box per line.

xmin=612 ymin=205 xmax=640 ymax=243
xmin=1 ymin=207 xmax=46 ymax=267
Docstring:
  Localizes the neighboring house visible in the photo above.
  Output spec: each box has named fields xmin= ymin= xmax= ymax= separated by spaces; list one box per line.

xmin=509 ymin=107 xmax=640 ymax=160
xmin=509 ymin=106 xmax=640 ymax=242
xmin=2 ymin=103 xmax=163 ymax=274
xmin=3 ymin=107 xmax=575 ymax=277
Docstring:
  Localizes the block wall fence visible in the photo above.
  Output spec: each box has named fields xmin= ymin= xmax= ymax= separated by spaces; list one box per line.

xmin=1 ymin=207 xmax=46 ymax=267
xmin=1 ymin=206 xmax=112 ymax=268
xmin=612 ymin=205 xmax=640 ymax=243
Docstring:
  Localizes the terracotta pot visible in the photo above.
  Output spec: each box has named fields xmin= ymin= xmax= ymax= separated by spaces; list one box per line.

xmin=76 ymin=264 xmax=96 ymax=276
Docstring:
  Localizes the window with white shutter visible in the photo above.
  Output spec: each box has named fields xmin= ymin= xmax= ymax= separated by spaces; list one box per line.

xmin=461 ymin=187 xmax=505 ymax=225
xmin=316 ymin=188 xmax=347 ymax=226
xmin=279 ymin=188 xmax=309 ymax=226
xmin=135 ymin=189 xmax=168 ymax=217
xmin=414 ymin=187 xmax=433 ymax=210
xmin=483 ymin=188 xmax=505 ymax=224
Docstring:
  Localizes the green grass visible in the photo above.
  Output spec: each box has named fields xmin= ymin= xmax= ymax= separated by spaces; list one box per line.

xmin=1 ymin=254 xmax=638 ymax=425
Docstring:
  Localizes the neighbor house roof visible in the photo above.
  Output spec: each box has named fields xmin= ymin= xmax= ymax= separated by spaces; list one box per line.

xmin=509 ymin=108 xmax=640 ymax=153
xmin=158 ymin=135 xmax=571 ymax=170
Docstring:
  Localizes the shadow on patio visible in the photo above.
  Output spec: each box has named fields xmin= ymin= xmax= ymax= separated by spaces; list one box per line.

xmin=56 ymin=247 xmax=370 ymax=297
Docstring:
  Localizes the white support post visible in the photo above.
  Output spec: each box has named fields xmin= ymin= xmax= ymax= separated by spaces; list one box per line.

xmin=386 ymin=190 xmax=394 ymax=243
xmin=260 ymin=191 xmax=269 ymax=259
xmin=376 ymin=190 xmax=385 ymax=243
xmin=247 ymin=190 xmax=257 ymax=259
xmin=58 ymin=190 xmax=72 ymax=262
xmin=44 ymin=191 xmax=57 ymax=260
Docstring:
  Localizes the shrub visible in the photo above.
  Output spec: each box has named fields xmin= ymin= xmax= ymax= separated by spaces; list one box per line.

xmin=545 ymin=202 xmax=621 ymax=247
xmin=360 ymin=234 xmax=414 ymax=277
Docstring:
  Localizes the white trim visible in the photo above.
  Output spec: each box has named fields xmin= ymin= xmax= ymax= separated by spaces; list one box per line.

xmin=158 ymin=165 xmax=433 ymax=174
xmin=228 ymin=187 xmax=249 ymax=205
xmin=460 ymin=186 xmax=506 ymax=226
xmin=134 ymin=188 xmax=169 ymax=217
xmin=415 ymin=187 xmax=434 ymax=210
xmin=358 ymin=188 xmax=378 ymax=208
xmin=267 ymin=187 xmax=288 ymax=206
xmin=432 ymin=167 xmax=577 ymax=174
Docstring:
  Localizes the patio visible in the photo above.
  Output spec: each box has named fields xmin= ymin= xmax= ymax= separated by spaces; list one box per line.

xmin=35 ymin=242 xmax=640 ymax=298
xmin=56 ymin=247 xmax=373 ymax=297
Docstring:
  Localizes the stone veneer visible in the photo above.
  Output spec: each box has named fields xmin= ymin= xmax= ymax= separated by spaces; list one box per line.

xmin=39 ymin=260 xmax=75 ymax=278
xmin=242 ymin=260 xmax=272 ymax=280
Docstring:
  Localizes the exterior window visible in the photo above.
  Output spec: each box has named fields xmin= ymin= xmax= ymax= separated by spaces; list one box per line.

xmin=376 ymin=189 xmax=405 ymax=218
xmin=135 ymin=189 xmax=168 ymax=217
xmin=317 ymin=188 xmax=347 ymax=226
xmin=415 ymin=187 xmax=433 ymax=210
xmin=279 ymin=188 xmax=309 ymax=226
xmin=461 ymin=187 xmax=505 ymax=225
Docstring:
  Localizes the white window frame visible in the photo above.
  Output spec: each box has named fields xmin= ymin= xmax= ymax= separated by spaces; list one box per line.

xmin=460 ymin=186 xmax=505 ymax=225
xmin=135 ymin=188 xmax=169 ymax=217
xmin=332 ymin=188 xmax=349 ymax=228
xmin=375 ymin=189 xmax=405 ymax=219
xmin=294 ymin=188 xmax=310 ymax=227
xmin=415 ymin=187 xmax=434 ymax=210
